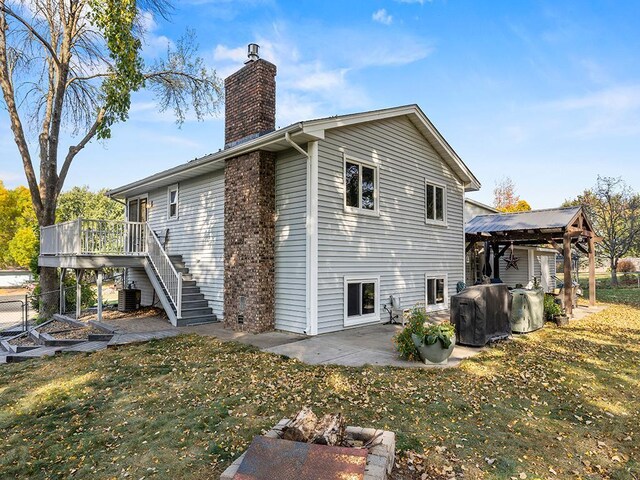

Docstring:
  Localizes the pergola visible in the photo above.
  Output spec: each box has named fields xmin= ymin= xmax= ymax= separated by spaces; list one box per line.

xmin=465 ymin=206 xmax=598 ymax=316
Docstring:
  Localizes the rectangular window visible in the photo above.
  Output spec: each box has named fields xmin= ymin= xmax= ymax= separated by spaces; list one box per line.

xmin=344 ymin=158 xmax=378 ymax=214
xmin=168 ymin=185 xmax=178 ymax=219
xmin=425 ymin=182 xmax=446 ymax=224
xmin=344 ymin=277 xmax=379 ymax=326
xmin=426 ymin=274 xmax=448 ymax=311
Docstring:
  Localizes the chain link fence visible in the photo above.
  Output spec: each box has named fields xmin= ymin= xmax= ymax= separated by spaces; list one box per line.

xmin=1 ymin=272 xmax=125 ymax=335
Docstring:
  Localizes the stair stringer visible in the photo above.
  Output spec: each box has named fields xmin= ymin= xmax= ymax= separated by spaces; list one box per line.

xmin=143 ymin=259 xmax=178 ymax=327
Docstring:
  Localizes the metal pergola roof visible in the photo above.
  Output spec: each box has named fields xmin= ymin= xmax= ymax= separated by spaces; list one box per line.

xmin=464 ymin=205 xmax=599 ymax=316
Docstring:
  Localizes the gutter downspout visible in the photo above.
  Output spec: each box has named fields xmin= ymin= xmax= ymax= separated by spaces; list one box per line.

xmin=284 ymin=132 xmax=319 ymax=336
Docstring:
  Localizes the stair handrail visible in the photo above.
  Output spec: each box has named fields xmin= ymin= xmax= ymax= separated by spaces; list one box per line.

xmin=145 ymin=223 xmax=183 ymax=319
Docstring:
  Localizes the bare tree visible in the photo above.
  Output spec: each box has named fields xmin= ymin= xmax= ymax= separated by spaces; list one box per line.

xmin=564 ymin=176 xmax=640 ymax=287
xmin=493 ymin=176 xmax=531 ymax=212
xmin=0 ymin=0 xmax=222 ymax=308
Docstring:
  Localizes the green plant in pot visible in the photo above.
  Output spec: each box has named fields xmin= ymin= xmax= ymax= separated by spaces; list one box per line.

xmin=393 ymin=305 xmax=456 ymax=364
xmin=411 ymin=323 xmax=456 ymax=364
xmin=544 ymin=294 xmax=567 ymax=326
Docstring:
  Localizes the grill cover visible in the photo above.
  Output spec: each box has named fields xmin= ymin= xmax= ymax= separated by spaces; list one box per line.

xmin=510 ymin=288 xmax=545 ymax=333
xmin=451 ymin=284 xmax=512 ymax=347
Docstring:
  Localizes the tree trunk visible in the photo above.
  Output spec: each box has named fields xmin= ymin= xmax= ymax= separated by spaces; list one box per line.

xmin=37 ymin=208 xmax=59 ymax=319
xmin=611 ymin=260 xmax=619 ymax=287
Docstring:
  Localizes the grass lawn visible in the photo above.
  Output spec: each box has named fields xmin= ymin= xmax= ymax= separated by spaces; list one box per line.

xmin=1 ymin=305 xmax=639 ymax=479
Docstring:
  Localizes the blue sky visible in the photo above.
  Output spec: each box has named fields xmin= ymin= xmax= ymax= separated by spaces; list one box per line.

xmin=1 ymin=0 xmax=639 ymax=208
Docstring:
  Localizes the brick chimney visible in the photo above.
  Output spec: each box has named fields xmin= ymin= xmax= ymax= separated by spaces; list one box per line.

xmin=223 ymin=44 xmax=277 ymax=333
xmin=224 ymin=43 xmax=277 ymax=148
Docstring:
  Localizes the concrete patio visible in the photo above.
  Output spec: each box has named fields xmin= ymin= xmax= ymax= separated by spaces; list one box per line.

xmin=188 ymin=316 xmax=482 ymax=368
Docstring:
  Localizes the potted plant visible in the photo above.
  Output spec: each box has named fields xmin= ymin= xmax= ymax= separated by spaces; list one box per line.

xmin=411 ymin=323 xmax=456 ymax=364
xmin=544 ymin=294 xmax=567 ymax=326
xmin=393 ymin=305 xmax=456 ymax=364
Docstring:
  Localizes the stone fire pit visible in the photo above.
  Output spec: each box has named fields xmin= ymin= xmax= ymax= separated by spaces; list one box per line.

xmin=221 ymin=418 xmax=395 ymax=480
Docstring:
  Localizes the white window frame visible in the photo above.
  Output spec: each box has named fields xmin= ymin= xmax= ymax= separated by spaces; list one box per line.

xmin=343 ymin=155 xmax=379 ymax=217
xmin=425 ymin=181 xmax=447 ymax=226
xmin=126 ymin=193 xmax=148 ymax=222
xmin=425 ymin=273 xmax=448 ymax=312
xmin=343 ymin=276 xmax=380 ymax=327
xmin=167 ymin=184 xmax=179 ymax=220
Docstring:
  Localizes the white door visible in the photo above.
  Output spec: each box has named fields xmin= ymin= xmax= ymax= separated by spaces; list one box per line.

xmin=539 ymin=256 xmax=550 ymax=292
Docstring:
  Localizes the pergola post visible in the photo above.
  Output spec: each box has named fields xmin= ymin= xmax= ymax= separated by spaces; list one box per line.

xmin=563 ymin=232 xmax=573 ymax=317
xmin=589 ymin=236 xmax=596 ymax=307
xmin=492 ymin=243 xmax=500 ymax=281
xmin=97 ymin=269 xmax=103 ymax=322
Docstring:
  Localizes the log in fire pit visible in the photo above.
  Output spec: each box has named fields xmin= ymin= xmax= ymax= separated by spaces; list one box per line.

xmin=220 ymin=408 xmax=395 ymax=480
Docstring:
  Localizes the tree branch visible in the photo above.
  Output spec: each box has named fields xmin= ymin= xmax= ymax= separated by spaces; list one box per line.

xmin=0 ymin=3 xmax=61 ymax=67
xmin=57 ymin=107 xmax=106 ymax=195
xmin=0 ymin=7 xmax=43 ymax=218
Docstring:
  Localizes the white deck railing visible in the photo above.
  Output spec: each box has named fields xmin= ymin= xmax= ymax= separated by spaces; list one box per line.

xmin=41 ymin=218 xmax=147 ymax=255
xmin=145 ymin=225 xmax=182 ymax=318
xmin=40 ymin=218 xmax=182 ymax=318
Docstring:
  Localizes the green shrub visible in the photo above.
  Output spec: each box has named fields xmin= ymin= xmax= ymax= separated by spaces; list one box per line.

xmin=394 ymin=305 xmax=429 ymax=361
xmin=544 ymin=294 xmax=562 ymax=320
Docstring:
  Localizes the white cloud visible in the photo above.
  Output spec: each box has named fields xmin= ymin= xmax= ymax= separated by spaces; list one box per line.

xmin=550 ymin=85 xmax=640 ymax=112
xmin=138 ymin=11 xmax=172 ymax=57
xmin=209 ymin=22 xmax=432 ymax=125
xmin=372 ymin=9 xmax=393 ymax=25
xmin=214 ymin=44 xmax=248 ymax=63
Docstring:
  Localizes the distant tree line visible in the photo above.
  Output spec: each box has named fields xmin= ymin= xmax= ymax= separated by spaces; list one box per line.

xmin=0 ymin=185 xmax=123 ymax=270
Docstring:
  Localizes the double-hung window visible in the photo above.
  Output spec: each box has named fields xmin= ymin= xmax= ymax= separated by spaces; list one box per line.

xmin=425 ymin=273 xmax=448 ymax=311
xmin=344 ymin=277 xmax=379 ymax=326
xmin=344 ymin=158 xmax=378 ymax=214
xmin=425 ymin=182 xmax=446 ymax=225
xmin=168 ymin=184 xmax=179 ymax=220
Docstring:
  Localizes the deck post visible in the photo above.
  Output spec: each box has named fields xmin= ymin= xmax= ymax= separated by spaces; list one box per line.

xmin=563 ymin=232 xmax=573 ymax=317
xmin=59 ymin=268 xmax=66 ymax=314
xmin=97 ymin=269 xmax=103 ymax=322
xmin=589 ymin=237 xmax=596 ymax=307
xmin=76 ymin=269 xmax=84 ymax=319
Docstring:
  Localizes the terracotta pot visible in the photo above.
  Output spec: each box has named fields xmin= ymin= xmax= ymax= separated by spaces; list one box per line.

xmin=411 ymin=333 xmax=455 ymax=364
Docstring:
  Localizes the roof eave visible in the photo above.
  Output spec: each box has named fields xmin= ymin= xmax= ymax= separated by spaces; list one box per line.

xmin=107 ymin=123 xmax=305 ymax=198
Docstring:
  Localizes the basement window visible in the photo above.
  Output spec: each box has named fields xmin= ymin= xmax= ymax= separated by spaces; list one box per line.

xmin=425 ymin=182 xmax=446 ymax=225
xmin=426 ymin=273 xmax=448 ymax=311
xmin=168 ymin=184 xmax=179 ymax=220
xmin=344 ymin=276 xmax=379 ymax=326
xmin=344 ymin=157 xmax=378 ymax=215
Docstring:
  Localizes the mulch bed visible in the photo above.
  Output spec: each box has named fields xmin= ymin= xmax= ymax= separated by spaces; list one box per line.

xmin=79 ymin=306 xmax=167 ymax=321
xmin=8 ymin=335 xmax=38 ymax=347
xmin=36 ymin=320 xmax=104 ymax=339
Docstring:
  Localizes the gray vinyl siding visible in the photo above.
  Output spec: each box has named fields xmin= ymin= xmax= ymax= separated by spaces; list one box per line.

xmin=490 ymin=248 xmax=557 ymax=291
xmin=127 ymin=169 xmax=225 ymax=318
xmin=275 ymin=149 xmax=308 ymax=333
xmin=316 ymin=116 xmax=466 ymax=334
xmin=499 ymin=248 xmax=531 ymax=287
xmin=127 ymin=267 xmax=155 ymax=306
xmin=464 ymin=201 xmax=496 ymax=222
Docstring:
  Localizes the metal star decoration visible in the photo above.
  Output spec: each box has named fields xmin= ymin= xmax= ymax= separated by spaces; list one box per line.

xmin=504 ymin=252 xmax=520 ymax=270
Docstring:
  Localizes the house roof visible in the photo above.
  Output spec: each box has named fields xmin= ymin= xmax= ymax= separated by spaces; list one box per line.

xmin=464 ymin=197 xmax=499 ymax=213
xmin=108 ymin=104 xmax=481 ymax=198
xmin=465 ymin=206 xmax=582 ymax=234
